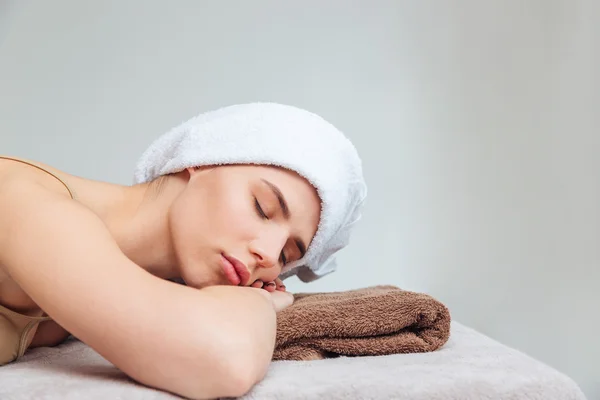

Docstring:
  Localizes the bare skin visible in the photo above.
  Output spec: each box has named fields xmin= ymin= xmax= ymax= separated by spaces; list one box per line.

xmin=0 ymin=156 xmax=320 ymax=399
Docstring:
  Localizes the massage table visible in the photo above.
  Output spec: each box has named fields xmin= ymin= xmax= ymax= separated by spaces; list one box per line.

xmin=0 ymin=321 xmax=586 ymax=399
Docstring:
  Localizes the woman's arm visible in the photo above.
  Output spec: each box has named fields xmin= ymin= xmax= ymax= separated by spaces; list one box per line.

xmin=0 ymin=178 xmax=276 ymax=399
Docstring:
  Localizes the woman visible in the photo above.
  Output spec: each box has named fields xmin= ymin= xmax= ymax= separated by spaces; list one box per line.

xmin=0 ymin=103 xmax=366 ymax=399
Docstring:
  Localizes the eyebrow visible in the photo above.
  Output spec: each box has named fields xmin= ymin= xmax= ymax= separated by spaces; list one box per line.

xmin=262 ymin=179 xmax=307 ymax=259
xmin=262 ymin=179 xmax=290 ymax=219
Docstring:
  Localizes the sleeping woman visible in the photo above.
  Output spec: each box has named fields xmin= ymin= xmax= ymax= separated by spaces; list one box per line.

xmin=0 ymin=102 xmax=366 ymax=399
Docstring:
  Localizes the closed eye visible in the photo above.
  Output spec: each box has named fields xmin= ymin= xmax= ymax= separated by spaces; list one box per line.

xmin=254 ymin=197 xmax=268 ymax=219
xmin=280 ymin=251 xmax=288 ymax=266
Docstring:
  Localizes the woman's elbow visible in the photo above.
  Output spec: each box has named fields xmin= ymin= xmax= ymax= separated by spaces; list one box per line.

xmin=120 ymin=341 xmax=271 ymax=400
xmin=218 ymin=361 xmax=264 ymax=398
xmin=170 ymin=354 xmax=268 ymax=399
xmin=212 ymin=340 xmax=273 ymax=398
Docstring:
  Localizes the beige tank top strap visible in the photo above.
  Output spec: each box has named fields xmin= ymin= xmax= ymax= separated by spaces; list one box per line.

xmin=0 ymin=304 xmax=52 ymax=362
xmin=0 ymin=304 xmax=51 ymax=322
xmin=0 ymin=156 xmax=76 ymax=200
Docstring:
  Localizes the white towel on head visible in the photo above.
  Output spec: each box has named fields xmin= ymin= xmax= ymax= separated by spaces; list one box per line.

xmin=134 ymin=102 xmax=367 ymax=282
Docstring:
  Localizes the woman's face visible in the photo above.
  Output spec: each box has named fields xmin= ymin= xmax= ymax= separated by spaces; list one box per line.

xmin=168 ymin=164 xmax=321 ymax=288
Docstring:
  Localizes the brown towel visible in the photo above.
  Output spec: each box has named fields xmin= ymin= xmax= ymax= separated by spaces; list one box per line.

xmin=273 ymin=285 xmax=451 ymax=361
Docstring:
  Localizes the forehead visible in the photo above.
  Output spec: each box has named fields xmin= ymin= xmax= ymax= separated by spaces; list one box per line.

xmin=245 ymin=165 xmax=312 ymax=191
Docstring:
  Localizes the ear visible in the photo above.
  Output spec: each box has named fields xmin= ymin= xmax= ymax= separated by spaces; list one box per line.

xmin=186 ymin=166 xmax=201 ymax=175
xmin=187 ymin=165 xmax=217 ymax=176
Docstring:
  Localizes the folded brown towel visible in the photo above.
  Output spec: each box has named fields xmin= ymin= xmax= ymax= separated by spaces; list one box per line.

xmin=273 ymin=285 xmax=451 ymax=361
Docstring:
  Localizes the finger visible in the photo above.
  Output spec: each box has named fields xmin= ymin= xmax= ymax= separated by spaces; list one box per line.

xmin=274 ymin=277 xmax=286 ymax=291
xmin=250 ymin=280 xmax=264 ymax=288
xmin=264 ymin=281 xmax=277 ymax=292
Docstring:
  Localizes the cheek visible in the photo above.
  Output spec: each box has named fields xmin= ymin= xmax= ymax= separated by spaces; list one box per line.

xmin=210 ymin=195 xmax=258 ymax=239
xmin=194 ymin=179 xmax=256 ymax=240
xmin=168 ymin=192 xmax=204 ymax=256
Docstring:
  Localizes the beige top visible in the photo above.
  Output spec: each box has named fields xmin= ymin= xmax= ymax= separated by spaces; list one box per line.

xmin=0 ymin=156 xmax=75 ymax=365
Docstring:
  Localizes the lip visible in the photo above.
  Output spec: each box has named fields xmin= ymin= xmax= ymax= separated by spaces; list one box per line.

xmin=221 ymin=253 xmax=251 ymax=286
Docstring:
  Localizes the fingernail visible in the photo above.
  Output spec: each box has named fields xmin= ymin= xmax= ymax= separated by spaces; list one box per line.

xmin=266 ymin=282 xmax=276 ymax=287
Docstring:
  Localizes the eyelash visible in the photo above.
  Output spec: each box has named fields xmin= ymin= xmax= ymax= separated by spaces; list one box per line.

xmin=254 ymin=196 xmax=288 ymax=266
xmin=254 ymin=197 xmax=268 ymax=219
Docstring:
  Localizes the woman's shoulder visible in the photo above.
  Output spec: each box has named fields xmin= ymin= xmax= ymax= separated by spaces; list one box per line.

xmin=0 ymin=156 xmax=85 ymax=266
xmin=0 ymin=155 xmax=57 ymax=173
xmin=0 ymin=156 xmax=77 ymax=200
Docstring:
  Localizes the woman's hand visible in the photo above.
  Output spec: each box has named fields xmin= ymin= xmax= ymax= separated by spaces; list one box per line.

xmin=250 ymin=277 xmax=286 ymax=292
xmin=250 ymin=278 xmax=293 ymax=312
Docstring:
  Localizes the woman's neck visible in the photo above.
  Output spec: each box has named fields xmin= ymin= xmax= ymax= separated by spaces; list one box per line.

xmin=77 ymin=175 xmax=185 ymax=280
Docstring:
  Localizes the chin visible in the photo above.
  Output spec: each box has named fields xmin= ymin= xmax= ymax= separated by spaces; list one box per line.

xmin=181 ymin=274 xmax=210 ymax=289
xmin=180 ymin=263 xmax=224 ymax=289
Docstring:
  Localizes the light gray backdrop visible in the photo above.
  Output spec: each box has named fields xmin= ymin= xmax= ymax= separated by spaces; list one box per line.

xmin=1 ymin=1 xmax=598 ymax=398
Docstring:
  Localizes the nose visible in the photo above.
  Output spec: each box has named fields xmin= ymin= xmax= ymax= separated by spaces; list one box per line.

xmin=249 ymin=229 xmax=287 ymax=270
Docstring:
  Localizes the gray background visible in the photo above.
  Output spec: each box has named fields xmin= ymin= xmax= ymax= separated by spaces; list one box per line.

xmin=1 ymin=1 xmax=598 ymax=398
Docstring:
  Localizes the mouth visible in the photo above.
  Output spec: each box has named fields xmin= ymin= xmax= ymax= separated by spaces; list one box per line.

xmin=221 ymin=253 xmax=251 ymax=286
